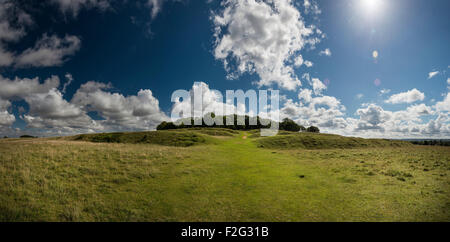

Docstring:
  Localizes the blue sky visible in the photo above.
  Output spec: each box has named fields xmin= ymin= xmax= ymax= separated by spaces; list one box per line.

xmin=0 ymin=0 xmax=449 ymax=138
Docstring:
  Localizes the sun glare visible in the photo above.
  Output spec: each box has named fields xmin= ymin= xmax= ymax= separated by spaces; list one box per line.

xmin=360 ymin=0 xmax=384 ymax=16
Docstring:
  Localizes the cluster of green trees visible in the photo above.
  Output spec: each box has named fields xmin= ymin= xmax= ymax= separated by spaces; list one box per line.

xmin=20 ymin=135 xmax=36 ymax=138
xmin=156 ymin=115 xmax=320 ymax=133
xmin=278 ymin=118 xmax=319 ymax=132
xmin=410 ymin=140 xmax=450 ymax=146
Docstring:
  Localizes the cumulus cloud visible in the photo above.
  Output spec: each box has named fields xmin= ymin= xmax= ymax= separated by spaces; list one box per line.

xmin=310 ymin=78 xmax=326 ymax=95
xmin=379 ymin=88 xmax=391 ymax=95
xmin=0 ymin=110 xmax=14 ymax=127
xmin=356 ymin=93 xmax=363 ymax=99
xmin=0 ymin=75 xmax=60 ymax=99
xmin=435 ymin=92 xmax=450 ymax=112
xmin=385 ymin=88 xmax=425 ymax=104
xmin=15 ymin=34 xmax=81 ymax=68
xmin=0 ymin=0 xmax=33 ymax=67
xmin=0 ymin=98 xmax=14 ymax=127
xmin=294 ymin=55 xmax=304 ymax=67
xmin=303 ymin=0 xmax=321 ymax=15
xmin=51 ymin=0 xmax=111 ymax=17
xmin=0 ymin=1 xmax=81 ymax=68
xmin=281 ymin=87 xmax=346 ymax=130
xmin=319 ymin=48 xmax=331 ymax=56
xmin=0 ymin=73 xmax=171 ymax=136
xmin=298 ymin=88 xmax=312 ymax=103
xmin=356 ymin=104 xmax=389 ymax=128
xmin=21 ymin=87 xmax=102 ymax=135
xmin=212 ymin=0 xmax=323 ymax=90
xmin=0 ymin=1 xmax=32 ymax=43
xmin=71 ymin=81 xmax=169 ymax=130
xmin=352 ymin=103 xmax=421 ymax=134
xmin=278 ymin=84 xmax=449 ymax=138
xmin=343 ymin=102 xmax=446 ymax=138
xmin=25 ymin=88 xmax=84 ymax=120
xmin=171 ymin=82 xmax=251 ymax=122
xmin=428 ymin=71 xmax=439 ymax=79
xmin=304 ymin=60 xmax=313 ymax=68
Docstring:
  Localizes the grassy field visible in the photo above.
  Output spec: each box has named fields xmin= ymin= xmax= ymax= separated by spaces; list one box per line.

xmin=0 ymin=129 xmax=449 ymax=221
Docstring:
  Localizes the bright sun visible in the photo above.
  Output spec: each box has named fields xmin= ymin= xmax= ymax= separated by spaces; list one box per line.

xmin=361 ymin=0 xmax=383 ymax=16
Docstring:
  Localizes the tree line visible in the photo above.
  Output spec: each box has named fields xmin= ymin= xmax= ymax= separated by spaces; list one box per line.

xmin=409 ymin=140 xmax=450 ymax=146
xmin=157 ymin=114 xmax=320 ymax=133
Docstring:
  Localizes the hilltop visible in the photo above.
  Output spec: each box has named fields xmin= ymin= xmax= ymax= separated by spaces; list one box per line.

xmin=63 ymin=128 xmax=412 ymax=149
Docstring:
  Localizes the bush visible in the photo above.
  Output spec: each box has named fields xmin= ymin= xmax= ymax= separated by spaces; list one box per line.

xmin=306 ymin=126 xmax=320 ymax=133
xmin=280 ymin=118 xmax=302 ymax=132
xmin=156 ymin=121 xmax=177 ymax=130
xmin=20 ymin=135 xmax=36 ymax=138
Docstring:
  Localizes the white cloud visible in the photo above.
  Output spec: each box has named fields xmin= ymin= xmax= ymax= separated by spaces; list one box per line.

xmin=379 ymin=88 xmax=391 ymax=95
xmin=281 ymin=88 xmax=346 ymax=130
xmin=147 ymin=0 xmax=164 ymax=19
xmin=310 ymin=78 xmax=326 ymax=95
xmin=428 ymin=71 xmax=439 ymax=79
xmin=212 ymin=0 xmax=323 ymax=90
xmin=447 ymin=78 xmax=450 ymax=85
xmin=0 ymin=2 xmax=81 ymax=68
xmin=319 ymin=48 xmax=331 ymax=56
xmin=435 ymin=92 xmax=450 ymax=112
xmin=25 ymin=88 xmax=84 ymax=120
xmin=0 ymin=110 xmax=15 ymax=127
xmin=355 ymin=104 xmax=390 ymax=130
xmin=0 ymin=74 xmax=171 ymax=135
xmin=146 ymin=0 xmax=185 ymax=19
xmin=303 ymin=0 xmax=321 ymax=15
xmin=71 ymin=81 xmax=168 ymax=130
xmin=51 ymin=0 xmax=110 ymax=17
xmin=356 ymin=93 xmax=363 ymax=99
xmin=298 ymin=88 xmax=312 ymax=103
xmin=385 ymin=88 xmax=425 ymax=104
xmin=0 ymin=0 xmax=32 ymax=67
xmin=62 ymin=73 xmax=74 ymax=94
xmin=15 ymin=34 xmax=81 ymax=68
xmin=0 ymin=46 xmax=13 ymax=66
xmin=304 ymin=60 xmax=313 ymax=68
xmin=171 ymin=82 xmax=243 ymax=121
xmin=294 ymin=55 xmax=304 ymax=67
xmin=0 ymin=75 xmax=60 ymax=99
xmin=0 ymin=1 xmax=32 ymax=43
xmin=0 ymin=98 xmax=14 ymax=127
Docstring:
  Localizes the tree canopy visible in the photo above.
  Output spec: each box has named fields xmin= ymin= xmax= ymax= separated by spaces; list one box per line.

xmin=157 ymin=115 xmax=319 ymax=133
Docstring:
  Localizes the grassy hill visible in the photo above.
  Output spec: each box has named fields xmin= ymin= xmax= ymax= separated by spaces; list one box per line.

xmin=67 ymin=130 xmax=217 ymax=147
xmin=0 ymin=128 xmax=448 ymax=221
xmin=64 ymin=128 xmax=412 ymax=149
xmin=254 ymin=131 xmax=411 ymax=149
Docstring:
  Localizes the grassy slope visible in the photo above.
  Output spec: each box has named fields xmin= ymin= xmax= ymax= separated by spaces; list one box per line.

xmin=66 ymin=130 xmax=223 ymax=147
xmin=0 ymin=129 xmax=448 ymax=221
xmin=255 ymin=132 xmax=411 ymax=149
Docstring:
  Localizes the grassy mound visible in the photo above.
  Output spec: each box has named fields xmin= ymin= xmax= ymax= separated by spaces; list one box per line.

xmin=69 ymin=130 xmax=217 ymax=147
xmin=255 ymin=132 xmax=412 ymax=149
xmin=174 ymin=127 xmax=240 ymax=136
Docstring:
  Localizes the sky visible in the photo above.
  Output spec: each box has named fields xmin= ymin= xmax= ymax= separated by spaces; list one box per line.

xmin=0 ymin=0 xmax=449 ymax=138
